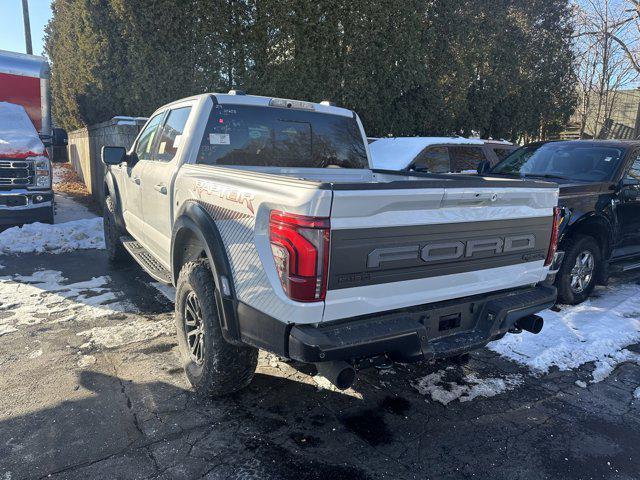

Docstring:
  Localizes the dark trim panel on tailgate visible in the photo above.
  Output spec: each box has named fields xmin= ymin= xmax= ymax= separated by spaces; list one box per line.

xmin=328 ymin=216 xmax=553 ymax=290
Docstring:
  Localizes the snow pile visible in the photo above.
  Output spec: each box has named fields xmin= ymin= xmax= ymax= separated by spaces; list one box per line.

xmin=412 ymin=367 xmax=523 ymax=405
xmin=0 ymin=102 xmax=45 ymax=156
xmin=490 ymin=281 xmax=640 ymax=383
xmin=0 ymin=218 xmax=105 ymax=255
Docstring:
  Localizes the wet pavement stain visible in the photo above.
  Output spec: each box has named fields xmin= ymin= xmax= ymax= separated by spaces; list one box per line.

xmin=381 ymin=396 xmax=411 ymax=416
xmin=340 ymin=409 xmax=393 ymax=446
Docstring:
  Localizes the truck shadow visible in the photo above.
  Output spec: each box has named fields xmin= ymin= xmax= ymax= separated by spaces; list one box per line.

xmin=0 ymin=370 xmax=381 ymax=480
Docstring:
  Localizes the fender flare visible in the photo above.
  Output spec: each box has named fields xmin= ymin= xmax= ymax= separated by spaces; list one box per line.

xmin=171 ymin=201 xmax=241 ymax=344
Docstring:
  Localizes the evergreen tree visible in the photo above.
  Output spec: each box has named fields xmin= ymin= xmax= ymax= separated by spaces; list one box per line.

xmin=45 ymin=0 xmax=577 ymax=140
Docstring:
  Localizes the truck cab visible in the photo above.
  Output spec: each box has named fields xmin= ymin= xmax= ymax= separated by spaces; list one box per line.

xmin=0 ymin=102 xmax=54 ymax=225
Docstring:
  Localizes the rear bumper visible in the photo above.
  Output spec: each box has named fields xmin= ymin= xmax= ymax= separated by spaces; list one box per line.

xmin=236 ymin=284 xmax=556 ymax=364
xmin=0 ymin=190 xmax=53 ymax=225
xmin=287 ymin=285 xmax=556 ymax=363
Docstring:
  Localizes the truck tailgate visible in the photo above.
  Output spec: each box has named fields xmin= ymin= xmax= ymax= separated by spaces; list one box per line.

xmin=323 ymin=183 xmax=557 ymax=321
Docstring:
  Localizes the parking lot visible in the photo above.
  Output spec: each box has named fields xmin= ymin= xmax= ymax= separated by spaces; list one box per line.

xmin=1 ymin=237 xmax=640 ymax=480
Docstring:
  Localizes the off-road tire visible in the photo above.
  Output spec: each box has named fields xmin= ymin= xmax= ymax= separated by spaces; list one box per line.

xmin=556 ymin=235 xmax=601 ymax=305
xmin=103 ymin=195 xmax=127 ymax=263
xmin=175 ymin=260 xmax=258 ymax=397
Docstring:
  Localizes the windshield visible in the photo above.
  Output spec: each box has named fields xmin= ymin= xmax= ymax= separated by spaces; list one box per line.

xmin=491 ymin=143 xmax=625 ymax=182
xmin=196 ymin=104 xmax=368 ymax=169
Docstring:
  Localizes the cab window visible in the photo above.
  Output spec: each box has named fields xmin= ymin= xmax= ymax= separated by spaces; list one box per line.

xmin=134 ymin=113 xmax=165 ymax=161
xmin=155 ymin=107 xmax=192 ymax=162
xmin=449 ymin=146 xmax=486 ymax=172
xmin=196 ymin=105 xmax=368 ymax=168
xmin=413 ymin=146 xmax=450 ymax=173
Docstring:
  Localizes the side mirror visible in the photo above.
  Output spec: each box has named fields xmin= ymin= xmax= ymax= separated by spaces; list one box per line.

xmin=102 ymin=146 xmax=127 ymax=166
xmin=52 ymin=128 xmax=68 ymax=147
xmin=477 ymin=159 xmax=491 ymax=175
xmin=619 ymin=177 xmax=640 ymax=201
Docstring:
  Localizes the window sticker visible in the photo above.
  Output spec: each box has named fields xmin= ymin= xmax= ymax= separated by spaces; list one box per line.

xmin=159 ymin=142 xmax=167 ymax=154
xmin=173 ymin=134 xmax=182 ymax=148
xmin=209 ymin=133 xmax=230 ymax=145
xmin=248 ymin=127 xmax=266 ymax=139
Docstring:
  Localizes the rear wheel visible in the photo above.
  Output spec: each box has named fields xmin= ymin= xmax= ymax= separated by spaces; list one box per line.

xmin=103 ymin=195 xmax=127 ymax=263
xmin=556 ymin=235 xmax=601 ymax=305
xmin=175 ymin=260 xmax=258 ymax=397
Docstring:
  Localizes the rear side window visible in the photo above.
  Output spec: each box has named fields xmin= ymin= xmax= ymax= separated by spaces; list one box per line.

xmin=156 ymin=107 xmax=192 ymax=162
xmin=449 ymin=146 xmax=486 ymax=172
xmin=135 ymin=113 xmax=165 ymax=161
xmin=196 ymin=104 xmax=368 ymax=168
xmin=627 ymin=153 xmax=640 ymax=181
xmin=413 ymin=146 xmax=450 ymax=173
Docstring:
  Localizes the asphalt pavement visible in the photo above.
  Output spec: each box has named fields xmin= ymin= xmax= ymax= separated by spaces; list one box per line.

xmin=1 ymin=250 xmax=639 ymax=480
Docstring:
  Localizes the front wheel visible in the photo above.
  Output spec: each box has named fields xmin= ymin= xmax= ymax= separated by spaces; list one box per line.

xmin=103 ymin=195 xmax=127 ymax=263
xmin=556 ymin=235 xmax=601 ymax=305
xmin=175 ymin=260 xmax=258 ymax=397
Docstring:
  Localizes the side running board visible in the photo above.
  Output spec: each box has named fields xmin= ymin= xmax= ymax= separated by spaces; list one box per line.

xmin=120 ymin=236 xmax=172 ymax=284
xmin=609 ymin=259 xmax=640 ymax=273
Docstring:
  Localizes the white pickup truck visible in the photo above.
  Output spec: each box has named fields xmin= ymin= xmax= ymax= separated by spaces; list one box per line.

xmin=102 ymin=92 xmax=560 ymax=395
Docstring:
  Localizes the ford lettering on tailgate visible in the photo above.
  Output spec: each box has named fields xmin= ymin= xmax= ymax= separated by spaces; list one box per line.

xmin=367 ymin=235 xmax=535 ymax=268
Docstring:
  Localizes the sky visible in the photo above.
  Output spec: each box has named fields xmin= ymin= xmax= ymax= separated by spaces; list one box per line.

xmin=0 ymin=0 xmax=53 ymax=57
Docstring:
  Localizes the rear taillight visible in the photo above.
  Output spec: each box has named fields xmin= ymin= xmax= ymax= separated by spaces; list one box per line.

xmin=545 ymin=207 xmax=562 ymax=267
xmin=269 ymin=211 xmax=330 ymax=302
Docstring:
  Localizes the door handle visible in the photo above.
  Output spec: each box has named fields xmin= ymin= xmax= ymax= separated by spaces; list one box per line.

xmin=133 ymin=176 xmax=141 ymax=185
xmin=154 ymin=184 xmax=167 ymax=195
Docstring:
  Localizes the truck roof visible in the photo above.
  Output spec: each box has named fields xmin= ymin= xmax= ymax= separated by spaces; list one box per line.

xmin=0 ymin=49 xmax=50 ymax=79
xmin=156 ymin=92 xmax=355 ymax=118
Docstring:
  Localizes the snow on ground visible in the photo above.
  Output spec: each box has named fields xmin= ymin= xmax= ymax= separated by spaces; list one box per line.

xmin=77 ymin=318 xmax=174 ymax=349
xmin=489 ymin=280 xmax=640 ymax=383
xmin=0 ymin=218 xmax=104 ymax=255
xmin=412 ymin=367 xmax=524 ymax=405
xmin=0 ymin=270 xmax=133 ymax=336
xmin=0 ymin=267 xmax=173 ymax=350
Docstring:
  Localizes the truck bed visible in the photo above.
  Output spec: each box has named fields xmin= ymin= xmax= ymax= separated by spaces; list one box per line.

xmin=177 ymin=163 xmax=558 ymax=324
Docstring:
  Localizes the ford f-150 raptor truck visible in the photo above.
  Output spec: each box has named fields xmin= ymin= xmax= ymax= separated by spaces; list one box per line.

xmin=101 ymin=92 xmax=560 ymax=395
xmin=488 ymin=140 xmax=640 ymax=304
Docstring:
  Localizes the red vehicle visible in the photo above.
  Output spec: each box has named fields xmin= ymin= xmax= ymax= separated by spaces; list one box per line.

xmin=0 ymin=49 xmax=67 ymax=158
xmin=0 ymin=50 xmax=64 ymax=225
